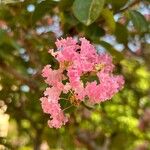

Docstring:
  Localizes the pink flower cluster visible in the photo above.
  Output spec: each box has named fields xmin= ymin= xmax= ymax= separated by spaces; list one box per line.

xmin=40 ymin=37 xmax=124 ymax=128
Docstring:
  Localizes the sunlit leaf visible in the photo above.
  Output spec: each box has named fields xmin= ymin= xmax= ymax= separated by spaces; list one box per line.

xmin=101 ymin=8 xmax=116 ymax=32
xmin=106 ymin=0 xmax=128 ymax=9
xmin=73 ymin=0 xmax=105 ymax=25
xmin=0 ymin=0 xmax=19 ymax=4
xmin=129 ymin=10 xmax=149 ymax=33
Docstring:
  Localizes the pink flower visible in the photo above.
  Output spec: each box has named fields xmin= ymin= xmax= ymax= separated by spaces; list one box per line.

xmin=40 ymin=37 xmax=124 ymax=128
xmin=85 ymin=72 xmax=124 ymax=103
xmin=41 ymin=65 xmax=52 ymax=78
xmin=80 ymin=38 xmax=97 ymax=60
xmin=42 ymin=65 xmax=63 ymax=87
xmin=55 ymin=37 xmax=77 ymax=49
xmin=55 ymin=37 xmax=79 ymax=62
xmin=63 ymin=82 xmax=71 ymax=94
xmin=97 ymin=54 xmax=114 ymax=73
xmin=40 ymin=97 xmax=61 ymax=115
xmin=44 ymin=87 xmax=61 ymax=102
xmin=85 ymin=82 xmax=99 ymax=103
xmin=48 ymin=111 xmax=68 ymax=128
xmin=40 ymin=97 xmax=68 ymax=128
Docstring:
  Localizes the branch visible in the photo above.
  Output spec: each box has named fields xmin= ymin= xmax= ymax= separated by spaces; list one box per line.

xmin=19 ymin=28 xmax=42 ymax=68
xmin=77 ymin=131 xmax=100 ymax=150
xmin=77 ymin=130 xmax=110 ymax=150
xmin=0 ymin=61 xmax=38 ymax=90
xmin=115 ymin=0 xmax=141 ymax=14
xmin=0 ymin=137 xmax=13 ymax=149
xmin=81 ymin=102 xmax=94 ymax=110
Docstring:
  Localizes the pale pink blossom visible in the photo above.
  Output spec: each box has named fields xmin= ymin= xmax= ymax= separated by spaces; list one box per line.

xmin=44 ymin=87 xmax=61 ymax=102
xmin=48 ymin=111 xmax=68 ymax=128
xmin=40 ymin=37 xmax=124 ymax=128
xmin=42 ymin=65 xmax=63 ymax=87
xmin=63 ymin=82 xmax=71 ymax=94
xmin=97 ymin=53 xmax=114 ymax=73
xmin=40 ymin=97 xmax=68 ymax=128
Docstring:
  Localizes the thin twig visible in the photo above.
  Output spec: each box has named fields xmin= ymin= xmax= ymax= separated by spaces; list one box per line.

xmin=81 ymin=102 xmax=94 ymax=110
xmin=63 ymin=105 xmax=74 ymax=111
xmin=0 ymin=61 xmax=38 ymax=90
xmin=60 ymin=98 xmax=69 ymax=101
xmin=115 ymin=0 xmax=141 ymax=14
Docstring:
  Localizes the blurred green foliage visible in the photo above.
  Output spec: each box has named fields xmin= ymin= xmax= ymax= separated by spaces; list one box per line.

xmin=0 ymin=0 xmax=150 ymax=150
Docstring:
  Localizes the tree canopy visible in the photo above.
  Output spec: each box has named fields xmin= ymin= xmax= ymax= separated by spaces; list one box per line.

xmin=0 ymin=0 xmax=150 ymax=150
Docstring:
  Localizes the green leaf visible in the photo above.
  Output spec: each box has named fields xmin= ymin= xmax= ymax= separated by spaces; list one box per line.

xmin=99 ymin=41 xmax=124 ymax=61
xmin=61 ymin=12 xmax=79 ymax=26
xmin=101 ymin=8 xmax=116 ymax=32
xmin=59 ymin=96 xmax=76 ymax=113
xmin=33 ymin=0 xmax=56 ymax=22
xmin=106 ymin=0 xmax=128 ymax=9
xmin=0 ymin=29 xmax=7 ymax=44
xmin=0 ymin=29 xmax=20 ymax=50
xmin=0 ymin=0 xmax=18 ymax=4
xmin=80 ymin=72 xmax=100 ymax=86
xmin=73 ymin=0 xmax=105 ymax=26
xmin=0 ymin=32 xmax=20 ymax=50
xmin=129 ymin=10 xmax=149 ymax=33
xmin=59 ymin=0 xmax=74 ymax=11
xmin=115 ymin=22 xmax=128 ymax=44
xmin=144 ymin=0 xmax=150 ymax=3
xmin=85 ymin=23 xmax=105 ymax=43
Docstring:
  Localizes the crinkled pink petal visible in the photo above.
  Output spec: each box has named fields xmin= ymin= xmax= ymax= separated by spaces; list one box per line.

xmin=45 ymin=69 xmax=63 ymax=86
xmin=40 ymin=37 xmax=124 ymax=128
xmin=42 ymin=65 xmax=51 ymax=78
xmin=48 ymin=111 xmax=68 ymax=128
xmin=97 ymin=54 xmax=114 ymax=73
xmin=63 ymin=82 xmax=71 ymax=94
xmin=44 ymin=87 xmax=61 ymax=103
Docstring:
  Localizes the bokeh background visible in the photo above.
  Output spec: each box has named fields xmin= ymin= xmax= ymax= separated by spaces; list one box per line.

xmin=0 ymin=0 xmax=150 ymax=150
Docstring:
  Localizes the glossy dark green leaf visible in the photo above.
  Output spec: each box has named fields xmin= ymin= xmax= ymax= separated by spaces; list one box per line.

xmin=129 ymin=10 xmax=149 ymax=33
xmin=73 ymin=0 xmax=105 ymax=26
